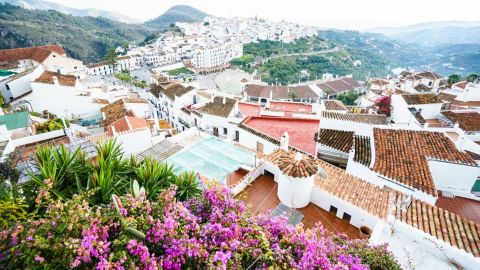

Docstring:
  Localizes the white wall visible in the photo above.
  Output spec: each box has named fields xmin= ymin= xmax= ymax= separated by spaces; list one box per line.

xmin=320 ymin=117 xmax=376 ymax=137
xmin=238 ymin=128 xmax=278 ymax=154
xmin=115 ymin=129 xmax=155 ymax=156
xmin=429 ymin=160 xmax=479 ymax=200
xmin=0 ymin=65 xmax=44 ymax=100
xmin=25 ymin=82 xmax=104 ymax=119
xmin=277 ymin=173 xmax=314 ymax=208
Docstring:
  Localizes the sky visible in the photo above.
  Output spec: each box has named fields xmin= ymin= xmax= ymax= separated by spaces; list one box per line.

xmin=48 ymin=0 xmax=480 ymax=30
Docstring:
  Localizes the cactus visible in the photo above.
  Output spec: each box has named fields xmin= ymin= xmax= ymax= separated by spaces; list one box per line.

xmin=132 ymin=180 xmax=140 ymax=198
xmin=127 ymin=227 xmax=146 ymax=240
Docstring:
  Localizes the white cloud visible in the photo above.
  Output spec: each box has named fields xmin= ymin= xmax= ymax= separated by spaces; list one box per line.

xmin=48 ymin=0 xmax=480 ymax=29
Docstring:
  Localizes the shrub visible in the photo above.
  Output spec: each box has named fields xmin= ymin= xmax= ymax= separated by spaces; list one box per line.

xmin=0 ymin=186 xmax=400 ymax=269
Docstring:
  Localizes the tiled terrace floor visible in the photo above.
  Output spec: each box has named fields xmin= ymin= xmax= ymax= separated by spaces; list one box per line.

xmin=237 ymin=175 xmax=362 ymax=239
xmin=226 ymin=168 xmax=248 ymax=187
xmin=436 ymin=195 xmax=480 ymax=223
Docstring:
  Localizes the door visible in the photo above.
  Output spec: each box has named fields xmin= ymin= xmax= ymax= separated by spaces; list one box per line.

xmin=256 ymin=141 xmax=264 ymax=153
xmin=235 ymin=130 xmax=239 ymax=141
xmin=213 ymin=127 xmax=219 ymax=137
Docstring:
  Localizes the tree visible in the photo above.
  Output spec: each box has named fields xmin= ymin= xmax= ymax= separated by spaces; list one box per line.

xmin=374 ymin=95 xmax=391 ymax=116
xmin=105 ymin=48 xmax=118 ymax=67
xmin=203 ymin=21 xmax=210 ymax=26
xmin=447 ymin=74 xmax=462 ymax=86
xmin=288 ymin=91 xmax=298 ymax=100
xmin=336 ymin=91 xmax=360 ymax=105
xmin=466 ymin=73 xmax=479 ymax=82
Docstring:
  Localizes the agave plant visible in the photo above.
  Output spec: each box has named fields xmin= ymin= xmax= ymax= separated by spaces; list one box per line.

xmin=89 ymin=140 xmax=131 ymax=204
xmin=134 ymin=158 xmax=177 ymax=200
xmin=174 ymin=171 xmax=201 ymax=201
xmin=29 ymin=145 xmax=91 ymax=200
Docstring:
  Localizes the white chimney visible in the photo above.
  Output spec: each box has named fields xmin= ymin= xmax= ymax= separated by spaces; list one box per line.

xmin=269 ymin=90 xmax=273 ymax=100
xmin=222 ymin=95 xmax=226 ymax=104
xmin=280 ymin=131 xmax=289 ymax=151
xmin=52 ymin=76 xmax=59 ymax=85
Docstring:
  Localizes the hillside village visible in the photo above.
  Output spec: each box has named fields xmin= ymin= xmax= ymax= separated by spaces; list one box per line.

xmin=0 ymin=12 xmax=480 ymax=270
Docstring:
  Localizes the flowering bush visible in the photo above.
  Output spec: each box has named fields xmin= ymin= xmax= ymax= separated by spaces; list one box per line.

xmin=0 ymin=186 xmax=400 ymax=269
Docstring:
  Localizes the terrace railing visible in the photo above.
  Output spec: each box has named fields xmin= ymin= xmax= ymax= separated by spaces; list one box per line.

xmin=230 ymin=160 xmax=265 ymax=196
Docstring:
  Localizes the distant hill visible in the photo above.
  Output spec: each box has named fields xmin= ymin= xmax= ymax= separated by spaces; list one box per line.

xmin=0 ymin=3 xmax=153 ymax=63
xmin=145 ymin=5 xmax=208 ymax=29
xmin=1 ymin=0 xmax=140 ymax=23
xmin=369 ymin=21 xmax=480 ymax=46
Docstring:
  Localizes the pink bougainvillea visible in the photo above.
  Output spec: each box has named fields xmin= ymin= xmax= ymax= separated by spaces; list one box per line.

xmin=0 ymin=187 xmax=399 ymax=269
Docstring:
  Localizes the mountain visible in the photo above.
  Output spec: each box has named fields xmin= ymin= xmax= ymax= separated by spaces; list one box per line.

xmin=145 ymin=5 xmax=208 ymax=29
xmin=1 ymin=0 xmax=140 ymax=23
xmin=369 ymin=21 xmax=480 ymax=46
xmin=0 ymin=3 xmax=153 ymax=63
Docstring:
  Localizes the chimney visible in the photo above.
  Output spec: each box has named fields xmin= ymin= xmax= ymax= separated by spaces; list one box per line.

xmin=52 ymin=76 xmax=59 ymax=85
xmin=222 ymin=95 xmax=226 ymax=104
xmin=269 ymin=90 xmax=273 ymax=100
xmin=280 ymin=131 xmax=289 ymax=151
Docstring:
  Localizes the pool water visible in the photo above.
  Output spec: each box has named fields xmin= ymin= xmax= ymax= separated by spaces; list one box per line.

xmin=166 ymin=137 xmax=255 ymax=184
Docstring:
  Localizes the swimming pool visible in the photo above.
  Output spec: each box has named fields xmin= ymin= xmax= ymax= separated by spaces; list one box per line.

xmin=166 ymin=137 xmax=255 ymax=184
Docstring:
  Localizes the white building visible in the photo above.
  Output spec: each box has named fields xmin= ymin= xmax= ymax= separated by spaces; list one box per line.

xmin=85 ymin=55 xmax=137 ymax=76
xmin=0 ymin=65 xmax=44 ymax=102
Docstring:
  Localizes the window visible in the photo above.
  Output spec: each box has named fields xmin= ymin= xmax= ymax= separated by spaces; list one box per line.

xmin=342 ymin=213 xmax=351 ymax=222
xmin=329 ymin=206 xmax=338 ymax=215
xmin=223 ymin=128 xmax=227 ymax=135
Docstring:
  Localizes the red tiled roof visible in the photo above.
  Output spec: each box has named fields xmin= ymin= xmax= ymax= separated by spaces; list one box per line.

xmin=265 ymin=149 xmax=318 ymax=178
xmin=442 ymin=111 xmax=480 ymax=132
xmin=373 ymin=129 xmax=476 ymax=196
xmin=321 ymin=111 xmax=387 ymax=125
xmin=402 ymin=93 xmax=442 ymax=105
xmin=316 ymin=77 xmax=362 ymax=93
xmin=33 ymin=71 xmax=77 ymax=87
xmin=198 ymin=96 xmax=237 ymax=117
xmin=314 ymin=159 xmax=393 ymax=219
xmin=323 ymin=100 xmax=347 ymax=111
xmin=107 ymin=116 xmax=148 ymax=136
xmin=269 ymin=101 xmax=313 ymax=113
xmin=0 ymin=44 xmax=65 ymax=63
xmin=244 ymin=84 xmax=318 ymax=99
xmin=453 ymin=81 xmax=468 ymax=90
xmin=395 ymin=196 xmax=480 ymax=257
xmin=239 ymin=116 xmax=320 ymax=155
xmin=353 ymin=135 xmax=371 ymax=167
xmin=238 ymin=102 xmax=261 ymax=117
xmin=315 ymin=128 xmax=353 ymax=153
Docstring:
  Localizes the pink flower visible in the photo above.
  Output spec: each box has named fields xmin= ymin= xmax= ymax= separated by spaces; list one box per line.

xmin=35 ymin=255 xmax=45 ymax=262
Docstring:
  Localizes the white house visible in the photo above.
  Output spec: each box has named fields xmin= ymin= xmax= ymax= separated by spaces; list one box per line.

xmin=391 ymin=93 xmax=444 ymax=127
xmin=85 ymin=55 xmax=137 ymax=76
xmin=0 ymin=65 xmax=44 ymax=102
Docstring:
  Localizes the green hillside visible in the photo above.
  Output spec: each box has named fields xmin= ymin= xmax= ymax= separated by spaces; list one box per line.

xmin=0 ymin=3 xmax=153 ymax=63
xmin=145 ymin=5 xmax=208 ymax=29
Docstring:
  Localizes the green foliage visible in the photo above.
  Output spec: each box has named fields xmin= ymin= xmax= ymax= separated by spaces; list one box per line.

xmin=230 ymin=54 xmax=254 ymax=68
xmin=448 ymin=74 xmax=462 ymax=85
xmin=466 ymin=73 xmax=479 ymax=82
xmin=0 ymin=3 xmax=153 ymax=63
xmin=167 ymin=67 xmax=194 ymax=76
xmin=139 ymin=32 xmax=160 ymax=46
xmin=35 ymin=118 xmax=69 ymax=134
xmin=288 ymin=91 xmax=298 ymax=100
xmin=115 ymin=70 xmax=132 ymax=82
xmin=144 ymin=5 xmax=208 ymax=29
xmin=134 ymin=158 xmax=177 ymax=200
xmin=336 ymin=91 xmax=360 ymax=106
xmin=174 ymin=172 xmax=202 ymax=201
xmin=105 ymin=48 xmax=118 ymax=66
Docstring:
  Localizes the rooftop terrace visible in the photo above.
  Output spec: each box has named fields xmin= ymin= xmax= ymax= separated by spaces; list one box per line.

xmin=238 ymin=175 xmax=361 ymax=239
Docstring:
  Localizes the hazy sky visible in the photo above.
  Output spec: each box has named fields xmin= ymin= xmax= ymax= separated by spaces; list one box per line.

xmin=49 ymin=0 xmax=480 ymax=30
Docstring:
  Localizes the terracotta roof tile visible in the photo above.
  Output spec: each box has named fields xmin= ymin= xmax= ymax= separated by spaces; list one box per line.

xmin=107 ymin=116 xmax=148 ymax=136
xmin=321 ymin=111 xmax=388 ymax=125
xmin=402 ymin=93 xmax=442 ymax=105
xmin=101 ymin=99 xmax=134 ymax=127
xmin=198 ymin=96 xmax=236 ymax=117
xmin=33 ymin=71 xmax=77 ymax=87
xmin=150 ymin=82 xmax=194 ymax=100
xmin=323 ymin=100 xmax=347 ymax=111
xmin=373 ymin=129 xmax=477 ymax=195
xmin=353 ymin=135 xmax=371 ymax=167
xmin=314 ymin=159 xmax=393 ymax=219
xmin=315 ymin=128 xmax=353 ymax=153
xmin=442 ymin=111 xmax=480 ymax=132
xmin=395 ymin=196 xmax=480 ymax=257
xmin=265 ymin=149 xmax=318 ymax=178
xmin=245 ymin=84 xmax=318 ymax=99
xmin=0 ymin=44 xmax=65 ymax=63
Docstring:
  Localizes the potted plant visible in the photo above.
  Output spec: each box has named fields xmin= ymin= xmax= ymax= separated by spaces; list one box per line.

xmin=359 ymin=225 xmax=372 ymax=239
